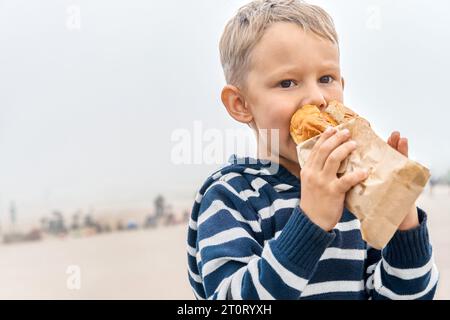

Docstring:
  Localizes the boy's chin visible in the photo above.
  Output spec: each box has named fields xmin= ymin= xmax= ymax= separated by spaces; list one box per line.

xmin=288 ymin=143 xmax=301 ymax=163
xmin=278 ymin=149 xmax=300 ymax=165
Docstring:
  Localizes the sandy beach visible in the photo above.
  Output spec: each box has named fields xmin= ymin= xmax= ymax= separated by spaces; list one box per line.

xmin=0 ymin=185 xmax=448 ymax=300
xmin=0 ymin=225 xmax=193 ymax=299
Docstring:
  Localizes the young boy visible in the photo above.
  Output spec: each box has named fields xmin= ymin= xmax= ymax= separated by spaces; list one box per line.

xmin=187 ymin=0 xmax=438 ymax=300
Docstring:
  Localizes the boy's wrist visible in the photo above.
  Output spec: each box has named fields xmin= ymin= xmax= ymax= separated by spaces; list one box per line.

xmin=398 ymin=204 xmax=419 ymax=231
xmin=383 ymin=207 xmax=431 ymax=267
xmin=299 ymin=205 xmax=336 ymax=232
xmin=272 ymin=206 xmax=336 ymax=273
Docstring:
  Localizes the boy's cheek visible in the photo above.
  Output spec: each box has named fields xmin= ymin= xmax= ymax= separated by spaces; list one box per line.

xmin=279 ymin=137 xmax=299 ymax=163
xmin=288 ymin=140 xmax=300 ymax=163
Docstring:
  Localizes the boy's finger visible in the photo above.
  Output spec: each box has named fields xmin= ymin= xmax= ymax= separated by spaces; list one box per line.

xmin=390 ymin=131 xmax=400 ymax=149
xmin=387 ymin=133 xmax=394 ymax=146
xmin=308 ymin=126 xmax=337 ymax=166
xmin=322 ymin=140 xmax=357 ymax=177
xmin=313 ymin=128 xmax=351 ymax=171
xmin=398 ymin=137 xmax=409 ymax=157
xmin=335 ymin=169 xmax=368 ymax=193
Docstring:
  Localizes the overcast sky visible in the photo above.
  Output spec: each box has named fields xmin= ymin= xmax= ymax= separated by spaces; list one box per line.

xmin=0 ymin=0 xmax=449 ymax=223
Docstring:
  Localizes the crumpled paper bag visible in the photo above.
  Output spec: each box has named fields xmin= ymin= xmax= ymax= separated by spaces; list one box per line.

xmin=296 ymin=117 xmax=430 ymax=249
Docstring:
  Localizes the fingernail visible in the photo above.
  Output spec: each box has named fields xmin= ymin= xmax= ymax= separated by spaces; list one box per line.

xmin=351 ymin=140 xmax=357 ymax=148
xmin=342 ymin=129 xmax=350 ymax=135
xmin=325 ymin=126 xmax=335 ymax=133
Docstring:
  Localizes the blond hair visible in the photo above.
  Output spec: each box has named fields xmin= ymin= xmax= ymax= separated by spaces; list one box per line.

xmin=219 ymin=0 xmax=338 ymax=90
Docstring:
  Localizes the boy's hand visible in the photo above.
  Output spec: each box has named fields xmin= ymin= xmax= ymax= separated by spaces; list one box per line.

xmin=299 ymin=127 xmax=369 ymax=231
xmin=387 ymin=131 xmax=419 ymax=230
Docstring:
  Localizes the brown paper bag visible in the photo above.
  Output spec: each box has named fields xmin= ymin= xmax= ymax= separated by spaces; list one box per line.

xmin=296 ymin=117 xmax=430 ymax=249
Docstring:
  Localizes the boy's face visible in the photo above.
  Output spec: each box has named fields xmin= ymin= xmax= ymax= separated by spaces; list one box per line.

xmin=242 ymin=22 xmax=344 ymax=167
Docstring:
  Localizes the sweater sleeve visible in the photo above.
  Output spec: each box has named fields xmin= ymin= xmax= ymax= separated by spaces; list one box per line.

xmin=364 ymin=207 xmax=439 ymax=300
xmin=195 ymin=182 xmax=335 ymax=300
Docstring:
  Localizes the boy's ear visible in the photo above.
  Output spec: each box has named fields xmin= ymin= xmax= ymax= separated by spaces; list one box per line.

xmin=221 ymin=85 xmax=253 ymax=124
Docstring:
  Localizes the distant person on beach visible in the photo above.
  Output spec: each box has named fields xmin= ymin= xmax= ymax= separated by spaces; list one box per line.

xmin=144 ymin=214 xmax=157 ymax=228
xmin=182 ymin=210 xmax=190 ymax=224
xmin=186 ymin=0 xmax=438 ymax=300
xmin=429 ymin=177 xmax=437 ymax=196
xmin=116 ymin=220 xmax=125 ymax=231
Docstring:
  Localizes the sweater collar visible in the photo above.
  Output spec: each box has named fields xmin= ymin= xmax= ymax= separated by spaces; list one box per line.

xmin=227 ymin=154 xmax=301 ymax=188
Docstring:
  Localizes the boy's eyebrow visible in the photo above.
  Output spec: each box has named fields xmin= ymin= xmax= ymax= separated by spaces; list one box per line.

xmin=266 ymin=61 xmax=340 ymax=79
xmin=266 ymin=65 xmax=299 ymax=79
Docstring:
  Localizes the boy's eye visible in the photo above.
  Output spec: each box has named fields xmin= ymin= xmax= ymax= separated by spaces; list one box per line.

xmin=319 ymin=75 xmax=334 ymax=84
xmin=279 ymin=80 xmax=296 ymax=88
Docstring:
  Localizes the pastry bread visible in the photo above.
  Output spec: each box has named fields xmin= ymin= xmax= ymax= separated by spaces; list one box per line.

xmin=290 ymin=101 xmax=360 ymax=144
xmin=325 ymin=100 xmax=359 ymax=124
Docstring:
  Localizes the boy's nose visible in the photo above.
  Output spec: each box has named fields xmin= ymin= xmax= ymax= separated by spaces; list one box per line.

xmin=300 ymin=83 xmax=327 ymax=111
xmin=302 ymin=94 xmax=327 ymax=111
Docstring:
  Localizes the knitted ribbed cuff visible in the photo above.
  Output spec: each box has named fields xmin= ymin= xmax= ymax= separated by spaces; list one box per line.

xmin=271 ymin=206 xmax=335 ymax=273
xmin=382 ymin=207 xmax=432 ymax=268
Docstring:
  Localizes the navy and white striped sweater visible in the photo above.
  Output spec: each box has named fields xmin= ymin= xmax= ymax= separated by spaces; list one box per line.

xmin=186 ymin=155 xmax=438 ymax=300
